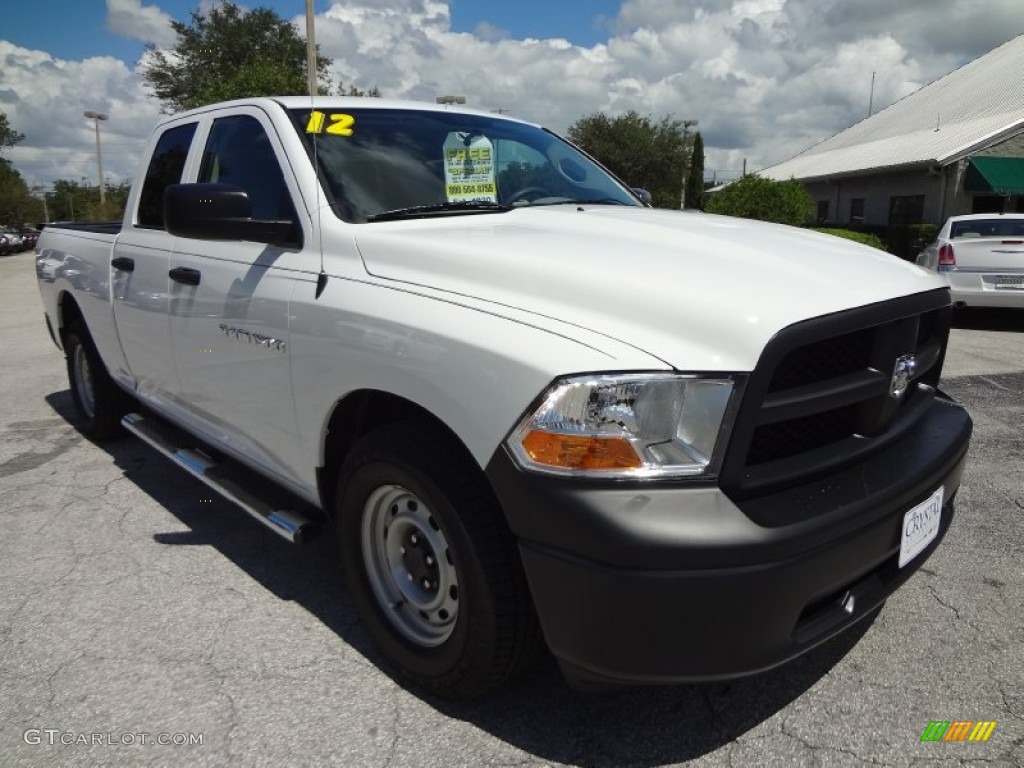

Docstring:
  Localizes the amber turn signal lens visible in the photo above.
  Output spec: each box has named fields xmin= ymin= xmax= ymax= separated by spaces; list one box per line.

xmin=521 ymin=430 xmax=642 ymax=470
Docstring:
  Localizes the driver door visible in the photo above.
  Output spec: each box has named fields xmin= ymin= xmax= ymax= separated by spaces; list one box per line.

xmin=167 ymin=108 xmax=312 ymax=488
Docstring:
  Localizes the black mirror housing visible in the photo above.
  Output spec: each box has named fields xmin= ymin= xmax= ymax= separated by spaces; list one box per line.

xmin=632 ymin=187 xmax=654 ymax=206
xmin=164 ymin=183 xmax=298 ymax=247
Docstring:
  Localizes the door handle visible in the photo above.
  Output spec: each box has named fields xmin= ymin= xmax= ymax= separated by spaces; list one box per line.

xmin=169 ymin=267 xmax=201 ymax=286
xmin=111 ymin=256 xmax=135 ymax=272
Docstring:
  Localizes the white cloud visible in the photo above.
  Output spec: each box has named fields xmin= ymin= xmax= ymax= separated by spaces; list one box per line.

xmin=473 ymin=21 xmax=508 ymax=42
xmin=0 ymin=42 xmax=159 ymax=188
xmin=4 ymin=0 xmax=1023 ymax=190
xmin=105 ymin=0 xmax=176 ymax=48
xmin=303 ymin=0 xmax=1023 ymax=179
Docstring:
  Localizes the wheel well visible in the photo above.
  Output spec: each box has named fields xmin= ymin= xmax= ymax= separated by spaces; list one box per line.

xmin=56 ymin=292 xmax=84 ymax=346
xmin=318 ymin=390 xmax=481 ymax=517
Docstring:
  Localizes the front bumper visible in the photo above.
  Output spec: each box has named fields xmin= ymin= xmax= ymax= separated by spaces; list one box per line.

xmin=486 ymin=398 xmax=972 ymax=686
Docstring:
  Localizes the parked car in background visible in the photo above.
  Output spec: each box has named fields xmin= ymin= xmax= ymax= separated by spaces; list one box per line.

xmin=916 ymin=213 xmax=1024 ymax=308
xmin=0 ymin=232 xmax=10 ymax=255
xmin=18 ymin=228 xmax=40 ymax=251
xmin=0 ymin=228 xmax=24 ymax=254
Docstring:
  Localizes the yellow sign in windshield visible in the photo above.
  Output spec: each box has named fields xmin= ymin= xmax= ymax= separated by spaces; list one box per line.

xmin=305 ymin=111 xmax=355 ymax=137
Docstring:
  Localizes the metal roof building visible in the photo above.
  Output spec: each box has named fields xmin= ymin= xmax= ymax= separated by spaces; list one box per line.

xmin=758 ymin=34 xmax=1024 ymax=241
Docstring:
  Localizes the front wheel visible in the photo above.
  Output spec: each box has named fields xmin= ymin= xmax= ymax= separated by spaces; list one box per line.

xmin=65 ymin=325 xmax=127 ymax=441
xmin=336 ymin=421 xmax=540 ymax=698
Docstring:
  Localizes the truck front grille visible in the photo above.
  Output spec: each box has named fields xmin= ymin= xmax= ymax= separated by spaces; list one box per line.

xmin=766 ymin=328 xmax=873 ymax=392
xmin=746 ymin=404 xmax=860 ymax=465
xmin=720 ymin=290 xmax=952 ymax=503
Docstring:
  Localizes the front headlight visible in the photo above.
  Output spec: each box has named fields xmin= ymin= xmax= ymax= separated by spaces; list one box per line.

xmin=508 ymin=373 xmax=739 ymax=479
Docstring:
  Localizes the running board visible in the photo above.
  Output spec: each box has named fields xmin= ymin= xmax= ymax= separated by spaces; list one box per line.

xmin=121 ymin=412 xmax=313 ymax=543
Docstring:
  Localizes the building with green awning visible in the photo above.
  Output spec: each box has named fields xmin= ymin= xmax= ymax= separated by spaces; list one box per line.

xmin=754 ymin=34 xmax=1024 ymax=251
xmin=965 ymin=157 xmax=1024 ymax=197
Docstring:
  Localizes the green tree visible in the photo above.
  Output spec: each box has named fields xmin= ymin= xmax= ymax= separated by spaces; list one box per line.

xmin=813 ymin=228 xmax=885 ymax=250
xmin=143 ymin=2 xmax=332 ymax=112
xmin=705 ymin=174 xmax=814 ymax=226
xmin=88 ymin=181 xmax=132 ymax=221
xmin=1 ymin=112 xmax=25 ymax=149
xmin=0 ymin=161 xmax=41 ymax=226
xmin=42 ymin=181 xmax=131 ymax=225
xmin=46 ymin=179 xmax=89 ymax=222
xmin=44 ymin=178 xmax=129 ymax=222
xmin=683 ymin=131 xmax=704 ymax=209
xmin=336 ymin=81 xmax=382 ymax=97
xmin=0 ymin=110 xmax=43 ymax=226
xmin=567 ymin=111 xmax=695 ymax=209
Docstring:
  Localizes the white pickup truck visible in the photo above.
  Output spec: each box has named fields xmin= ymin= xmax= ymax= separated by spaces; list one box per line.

xmin=36 ymin=97 xmax=972 ymax=697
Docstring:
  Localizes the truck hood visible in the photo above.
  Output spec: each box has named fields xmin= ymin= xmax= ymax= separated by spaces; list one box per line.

xmin=354 ymin=206 xmax=942 ymax=371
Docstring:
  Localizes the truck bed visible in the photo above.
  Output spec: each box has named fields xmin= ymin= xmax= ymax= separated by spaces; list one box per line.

xmin=41 ymin=221 xmax=123 ymax=236
xmin=35 ymin=223 xmax=124 ymax=376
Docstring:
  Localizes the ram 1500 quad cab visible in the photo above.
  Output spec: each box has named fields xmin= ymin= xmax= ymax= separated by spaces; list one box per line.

xmin=36 ymin=97 xmax=972 ymax=697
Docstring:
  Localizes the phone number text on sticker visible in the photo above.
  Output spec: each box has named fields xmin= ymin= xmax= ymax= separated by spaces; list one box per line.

xmin=446 ymin=183 xmax=497 ymax=196
xmin=899 ymin=487 xmax=943 ymax=568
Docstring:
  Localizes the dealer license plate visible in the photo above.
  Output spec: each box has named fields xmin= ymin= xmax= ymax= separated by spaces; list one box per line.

xmin=899 ymin=487 xmax=944 ymax=568
xmin=995 ymin=275 xmax=1024 ymax=289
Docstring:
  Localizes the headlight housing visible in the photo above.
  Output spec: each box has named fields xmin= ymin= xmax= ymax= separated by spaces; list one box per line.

xmin=508 ymin=373 xmax=739 ymax=479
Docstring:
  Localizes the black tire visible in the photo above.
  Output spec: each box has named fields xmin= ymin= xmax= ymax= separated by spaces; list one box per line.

xmin=336 ymin=420 xmax=540 ymax=698
xmin=65 ymin=323 xmax=128 ymax=441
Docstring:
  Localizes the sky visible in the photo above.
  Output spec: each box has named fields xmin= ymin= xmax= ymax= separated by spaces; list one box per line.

xmin=1 ymin=0 xmax=1023 ymax=192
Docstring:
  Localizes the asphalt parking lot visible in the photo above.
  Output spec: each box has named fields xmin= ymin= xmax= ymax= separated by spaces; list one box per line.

xmin=1 ymin=249 xmax=1021 ymax=767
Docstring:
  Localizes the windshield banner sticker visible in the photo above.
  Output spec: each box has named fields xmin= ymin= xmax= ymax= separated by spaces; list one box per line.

xmin=443 ymin=133 xmax=497 ymax=203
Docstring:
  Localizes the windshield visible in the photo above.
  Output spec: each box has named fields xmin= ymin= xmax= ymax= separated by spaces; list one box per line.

xmin=287 ymin=108 xmax=641 ymax=223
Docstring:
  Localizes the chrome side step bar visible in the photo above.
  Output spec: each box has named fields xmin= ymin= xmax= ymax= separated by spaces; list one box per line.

xmin=121 ymin=412 xmax=312 ymax=543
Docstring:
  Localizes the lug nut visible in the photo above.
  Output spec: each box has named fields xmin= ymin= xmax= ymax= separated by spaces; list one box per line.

xmin=422 ymin=578 xmax=431 ymax=589
xmin=407 ymin=573 xmax=413 ymax=581
xmin=425 ymin=555 xmax=434 ymax=566
xmin=410 ymin=534 xmax=418 ymax=545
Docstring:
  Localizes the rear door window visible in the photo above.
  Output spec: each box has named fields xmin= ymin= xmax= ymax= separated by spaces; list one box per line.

xmin=136 ymin=123 xmax=197 ymax=229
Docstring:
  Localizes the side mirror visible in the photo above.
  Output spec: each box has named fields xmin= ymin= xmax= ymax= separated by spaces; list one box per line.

xmin=632 ymin=188 xmax=653 ymax=206
xmin=164 ymin=183 xmax=298 ymax=247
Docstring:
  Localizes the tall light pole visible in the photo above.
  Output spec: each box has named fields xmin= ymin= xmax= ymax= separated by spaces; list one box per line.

xmin=31 ymin=185 xmax=49 ymax=224
xmin=305 ymin=0 xmax=318 ymax=97
xmin=679 ymin=118 xmax=697 ymax=209
xmin=83 ymin=111 xmax=108 ymax=205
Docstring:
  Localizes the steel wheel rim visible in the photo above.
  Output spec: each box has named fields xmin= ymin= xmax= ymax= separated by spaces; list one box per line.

xmin=73 ymin=344 xmax=96 ymax=420
xmin=361 ymin=484 xmax=459 ymax=646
